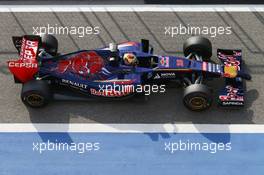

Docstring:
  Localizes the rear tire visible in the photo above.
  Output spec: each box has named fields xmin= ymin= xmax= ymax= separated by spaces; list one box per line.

xmin=183 ymin=84 xmax=212 ymax=111
xmin=21 ymin=80 xmax=51 ymax=108
xmin=183 ymin=36 xmax=212 ymax=61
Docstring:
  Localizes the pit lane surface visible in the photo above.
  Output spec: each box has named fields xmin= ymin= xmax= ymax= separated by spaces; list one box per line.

xmin=1 ymin=124 xmax=264 ymax=175
xmin=0 ymin=10 xmax=263 ymax=123
xmin=2 ymin=132 xmax=264 ymax=175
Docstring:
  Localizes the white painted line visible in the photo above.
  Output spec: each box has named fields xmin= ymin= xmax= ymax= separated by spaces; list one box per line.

xmin=0 ymin=123 xmax=264 ymax=133
xmin=0 ymin=5 xmax=263 ymax=12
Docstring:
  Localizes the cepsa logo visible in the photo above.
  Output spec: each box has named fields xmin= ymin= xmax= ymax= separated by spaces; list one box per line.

xmin=20 ymin=38 xmax=39 ymax=61
xmin=8 ymin=38 xmax=39 ymax=68
xmin=8 ymin=62 xmax=38 ymax=68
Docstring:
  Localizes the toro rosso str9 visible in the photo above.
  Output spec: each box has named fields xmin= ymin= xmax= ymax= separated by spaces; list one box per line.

xmin=7 ymin=35 xmax=251 ymax=111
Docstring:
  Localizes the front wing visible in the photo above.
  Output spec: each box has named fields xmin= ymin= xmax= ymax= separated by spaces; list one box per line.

xmin=217 ymin=49 xmax=246 ymax=106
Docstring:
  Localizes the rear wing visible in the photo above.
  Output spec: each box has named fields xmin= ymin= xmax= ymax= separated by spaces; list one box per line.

xmin=7 ymin=35 xmax=41 ymax=83
xmin=217 ymin=49 xmax=250 ymax=107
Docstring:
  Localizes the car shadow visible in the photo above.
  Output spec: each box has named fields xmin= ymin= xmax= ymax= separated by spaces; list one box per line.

xmin=28 ymin=80 xmax=258 ymax=143
xmin=28 ymin=80 xmax=258 ymax=123
xmin=29 ymin=106 xmax=73 ymax=143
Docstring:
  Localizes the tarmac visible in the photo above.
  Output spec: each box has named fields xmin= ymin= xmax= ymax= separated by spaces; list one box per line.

xmin=0 ymin=10 xmax=263 ymax=123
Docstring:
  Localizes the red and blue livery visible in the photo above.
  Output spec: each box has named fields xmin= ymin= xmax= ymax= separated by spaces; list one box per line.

xmin=7 ymin=35 xmax=251 ymax=111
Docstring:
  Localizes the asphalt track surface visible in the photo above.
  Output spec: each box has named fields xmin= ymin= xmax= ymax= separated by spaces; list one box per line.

xmin=0 ymin=11 xmax=263 ymax=124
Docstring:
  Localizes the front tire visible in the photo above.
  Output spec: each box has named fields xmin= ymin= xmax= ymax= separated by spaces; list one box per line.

xmin=21 ymin=80 xmax=51 ymax=108
xmin=183 ymin=84 xmax=212 ymax=111
xmin=183 ymin=36 xmax=212 ymax=61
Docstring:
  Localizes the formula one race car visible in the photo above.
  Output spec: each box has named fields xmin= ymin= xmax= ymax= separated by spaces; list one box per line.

xmin=7 ymin=34 xmax=251 ymax=111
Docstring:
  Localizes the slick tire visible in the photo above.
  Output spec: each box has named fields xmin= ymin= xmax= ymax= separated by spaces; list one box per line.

xmin=41 ymin=34 xmax=58 ymax=56
xmin=183 ymin=84 xmax=212 ymax=111
xmin=21 ymin=80 xmax=51 ymax=108
xmin=183 ymin=36 xmax=212 ymax=61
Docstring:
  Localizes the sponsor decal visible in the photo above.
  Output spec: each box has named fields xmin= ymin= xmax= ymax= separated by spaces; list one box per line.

xmin=216 ymin=64 xmax=221 ymax=73
xmin=160 ymin=57 xmax=169 ymax=67
xmin=221 ymin=101 xmax=244 ymax=106
xmin=223 ymin=65 xmax=238 ymax=78
xmin=234 ymin=51 xmax=242 ymax=56
xmin=154 ymin=72 xmax=176 ymax=79
xmin=202 ymin=62 xmax=207 ymax=71
xmin=176 ymin=59 xmax=184 ymax=67
xmin=207 ymin=63 xmax=219 ymax=73
xmin=20 ymin=38 xmax=39 ymax=62
xmin=56 ymin=51 xmax=105 ymax=77
xmin=208 ymin=63 xmax=212 ymax=72
xmin=154 ymin=74 xmax=161 ymax=79
xmin=203 ymin=61 xmax=222 ymax=74
xmin=161 ymin=72 xmax=176 ymax=78
xmin=61 ymin=79 xmax=88 ymax=89
xmin=7 ymin=37 xmax=39 ymax=83
xmin=219 ymin=85 xmax=244 ymax=102
xmin=218 ymin=51 xmax=241 ymax=71
xmin=8 ymin=62 xmax=38 ymax=68
xmin=90 ymin=88 xmax=132 ymax=97
xmin=224 ymin=57 xmax=240 ymax=71
xmin=94 ymin=79 xmax=134 ymax=85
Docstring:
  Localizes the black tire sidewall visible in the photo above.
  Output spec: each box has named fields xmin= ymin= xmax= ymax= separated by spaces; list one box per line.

xmin=183 ymin=36 xmax=212 ymax=61
xmin=183 ymin=84 xmax=212 ymax=111
xmin=22 ymin=91 xmax=48 ymax=108
xmin=21 ymin=80 xmax=51 ymax=108
xmin=183 ymin=92 xmax=212 ymax=111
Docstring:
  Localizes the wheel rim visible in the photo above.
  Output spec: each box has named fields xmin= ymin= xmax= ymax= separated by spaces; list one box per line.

xmin=189 ymin=96 xmax=207 ymax=110
xmin=26 ymin=94 xmax=44 ymax=107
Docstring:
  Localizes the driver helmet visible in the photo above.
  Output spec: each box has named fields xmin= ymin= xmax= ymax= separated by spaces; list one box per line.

xmin=123 ymin=53 xmax=138 ymax=66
